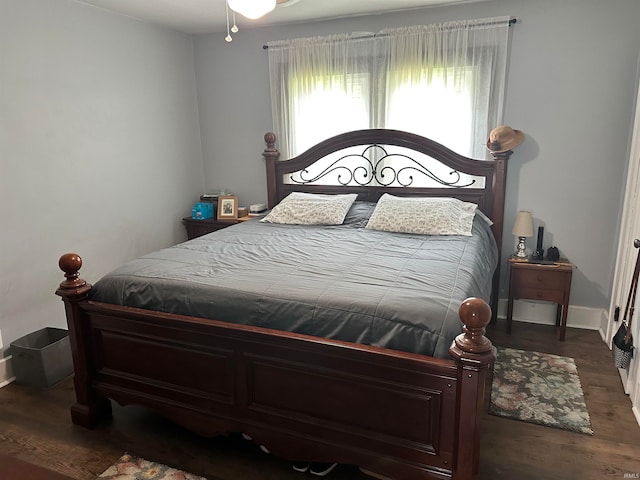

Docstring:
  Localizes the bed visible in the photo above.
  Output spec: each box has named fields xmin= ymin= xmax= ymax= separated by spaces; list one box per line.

xmin=56 ymin=129 xmax=512 ymax=480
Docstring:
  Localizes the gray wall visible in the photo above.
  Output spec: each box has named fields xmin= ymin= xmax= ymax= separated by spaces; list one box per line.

xmin=0 ymin=0 xmax=204 ymax=345
xmin=193 ymin=0 xmax=640 ymax=309
xmin=1 ymin=0 xmax=639 ymax=348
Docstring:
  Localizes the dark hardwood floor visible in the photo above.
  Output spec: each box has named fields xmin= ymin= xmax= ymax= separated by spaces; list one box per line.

xmin=1 ymin=321 xmax=639 ymax=480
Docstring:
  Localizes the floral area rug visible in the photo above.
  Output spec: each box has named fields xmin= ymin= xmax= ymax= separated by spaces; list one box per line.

xmin=489 ymin=347 xmax=593 ymax=435
xmin=98 ymin=453 xmax=208 ymax=480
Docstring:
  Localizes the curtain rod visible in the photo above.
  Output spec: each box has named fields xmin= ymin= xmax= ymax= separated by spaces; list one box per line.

xmin=262 ymin=18 xmax=517 ymax=50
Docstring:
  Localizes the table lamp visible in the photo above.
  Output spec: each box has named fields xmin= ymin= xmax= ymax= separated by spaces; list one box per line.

xmin=512 ymin=210 xmax=533 ymax=258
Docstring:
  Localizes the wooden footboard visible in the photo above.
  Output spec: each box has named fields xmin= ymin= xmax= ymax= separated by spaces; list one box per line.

xmin=56 ymin=253 xmax=495 ymax=480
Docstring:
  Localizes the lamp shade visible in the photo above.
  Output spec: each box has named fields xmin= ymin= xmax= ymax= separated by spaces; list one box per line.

xmin=512 ymin=210 xmax=533 ymax=237
xmin=227 ymin=0 xmax=276 ymax=19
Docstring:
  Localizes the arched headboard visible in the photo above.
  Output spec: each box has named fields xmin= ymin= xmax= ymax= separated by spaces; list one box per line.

xmin=262 ymin=129 xmax=512 ymax=305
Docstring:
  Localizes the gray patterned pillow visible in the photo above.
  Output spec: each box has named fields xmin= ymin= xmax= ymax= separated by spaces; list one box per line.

xmin=365 ymin=194 xmax=478 ymax=236
xmin=260 ymin=192 xmax=358 ymax=225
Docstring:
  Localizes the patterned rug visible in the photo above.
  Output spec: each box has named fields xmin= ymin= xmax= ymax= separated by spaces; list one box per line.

xmin=489 ymin=347 xmax=593 ymax=435
xmin=98 ymin=454 xmax=207 ymax=480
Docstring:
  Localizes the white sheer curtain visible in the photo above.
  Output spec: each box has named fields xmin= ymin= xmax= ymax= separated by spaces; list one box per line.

xmin=267 ymin=34 xmax=374 ymax=157
xmin=267 ymin=17 xmax=511 ymax=160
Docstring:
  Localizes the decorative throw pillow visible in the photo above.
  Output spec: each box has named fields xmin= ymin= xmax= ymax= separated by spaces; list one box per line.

xmin=365 ymin=194 xmax=478 ymax=236
xmin=260 ymin=192 xmax=358 ymax=225
xmin=475 ymin=209 xmax=494 ymax=227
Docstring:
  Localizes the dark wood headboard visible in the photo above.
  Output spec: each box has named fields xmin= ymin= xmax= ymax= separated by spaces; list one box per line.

xmin=261 ymin=129 xmax=512 ymax=259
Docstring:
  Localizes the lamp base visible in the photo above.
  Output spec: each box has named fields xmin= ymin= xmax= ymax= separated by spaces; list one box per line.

xmin=514 ymin=236 xmax=528 ymax=258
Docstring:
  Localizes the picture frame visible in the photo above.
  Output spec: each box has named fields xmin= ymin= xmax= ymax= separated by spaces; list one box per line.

xmin=217 ymin=195 xmax=239 ymax=220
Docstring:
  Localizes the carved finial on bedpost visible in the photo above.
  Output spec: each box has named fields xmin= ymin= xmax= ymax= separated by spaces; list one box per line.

xmin=262 ymin=132 xmax=281 ymax=209
xmin=263 ymin=132 xmax=277 ymax=153
xmin=487 ymin=146 xmax=511 ymax=171
xmin=453 ymin=297 xmax=493 ymax=355
xmin=56 ymin=253 xmax=92 ymax=298
xmin=262 ymin=132 xmax=280 ymax=164
xmin=489 ymin=150 xmax=512 ymax=161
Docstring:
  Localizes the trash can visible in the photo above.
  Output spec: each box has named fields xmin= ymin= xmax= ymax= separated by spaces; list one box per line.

xmin=10 ymin=327 xmax=73 ymax=388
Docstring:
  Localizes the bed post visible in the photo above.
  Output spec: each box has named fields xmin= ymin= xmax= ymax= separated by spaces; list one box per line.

xmin=262 ymin=132 xmax=281 ymax=208
xmin=488 ymin=149 xmax=511 ymax=324
xmin=449 ymin=297 xmax=496 ymax=480
xmin=56 ymin=253 xmax=112 ymax=428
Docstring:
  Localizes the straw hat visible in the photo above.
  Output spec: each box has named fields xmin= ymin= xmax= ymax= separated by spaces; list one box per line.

xmin=486 ymin=125 xmax=524 ymax=152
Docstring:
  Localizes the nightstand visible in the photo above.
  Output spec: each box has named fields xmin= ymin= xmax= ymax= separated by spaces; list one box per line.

xmin=182 ymin=217 xmax=250 ymax=240
xmin=506 ymin=257 xmax=574 ymax=341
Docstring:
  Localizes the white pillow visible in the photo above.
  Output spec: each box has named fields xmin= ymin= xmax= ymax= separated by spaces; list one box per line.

xmin=475 ymin=209 xmax=494 ymax=227
xmin=260 ymin=192 xmax=358 ymax=225
xmin=365 ymin=194 xmax=478 ymax=236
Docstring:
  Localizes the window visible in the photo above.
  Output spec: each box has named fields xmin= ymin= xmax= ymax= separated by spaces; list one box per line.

xmin=290 ymin=72 xmax=370 ymax=154
xmin=267 ymin=17 xmax=511 ymax=179
xmin=386 ymin=66 xmax=475 ymax=154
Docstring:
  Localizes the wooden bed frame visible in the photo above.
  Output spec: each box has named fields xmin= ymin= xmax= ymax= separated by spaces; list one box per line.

xmin=56 ymin=129 xmax=511 ymax=480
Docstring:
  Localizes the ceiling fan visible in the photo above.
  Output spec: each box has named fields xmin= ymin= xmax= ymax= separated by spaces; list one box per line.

xmin=225 ymin=0 xmax=299 ymax=41
xmin=228 ymin=0 xmax=298 ymax=20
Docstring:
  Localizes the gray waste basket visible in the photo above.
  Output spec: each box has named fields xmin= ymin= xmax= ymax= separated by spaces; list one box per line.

xmin=10 ymin=327 xmax=73 ymax=388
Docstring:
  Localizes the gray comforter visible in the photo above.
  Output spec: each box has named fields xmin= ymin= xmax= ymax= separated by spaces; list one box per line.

xmin=90 ymin=204 xmax=498 ymax=359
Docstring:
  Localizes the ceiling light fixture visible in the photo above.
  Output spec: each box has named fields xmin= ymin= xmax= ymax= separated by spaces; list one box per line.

xmin=225 ymin=0 xmax=279 ymax=43
xmin=227 ymin=0 xmax=276 ymax=20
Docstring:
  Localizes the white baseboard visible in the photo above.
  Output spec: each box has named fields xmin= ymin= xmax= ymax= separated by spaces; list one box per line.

xmin=598 ymin=327 xmax=608 ymax=342
xmin=496 ymin=298 xmax=603 ymax=331
xmin=0 ymin=355 xmax=15 ymax=388
xmin=0 ymin=329 xmax=16 ymax=388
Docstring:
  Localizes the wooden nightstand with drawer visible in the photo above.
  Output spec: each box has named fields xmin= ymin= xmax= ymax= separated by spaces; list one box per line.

xmin=182 ymin=217 xmax=250 ymax=240
xmin=506 ymin=257 xmax=574 ymax=341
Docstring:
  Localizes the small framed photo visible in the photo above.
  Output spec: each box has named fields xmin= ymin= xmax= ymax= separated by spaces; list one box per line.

xmin=218 ymin=195 xmax=239 ymax=220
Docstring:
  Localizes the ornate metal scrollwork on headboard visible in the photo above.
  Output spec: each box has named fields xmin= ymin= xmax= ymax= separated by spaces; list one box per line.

xmin=288 ymin=144 xmax=477 ymax=188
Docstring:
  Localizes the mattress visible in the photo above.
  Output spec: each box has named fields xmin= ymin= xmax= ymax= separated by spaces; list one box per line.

xmin=89 ymin=203 xmax=498 ymax=359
